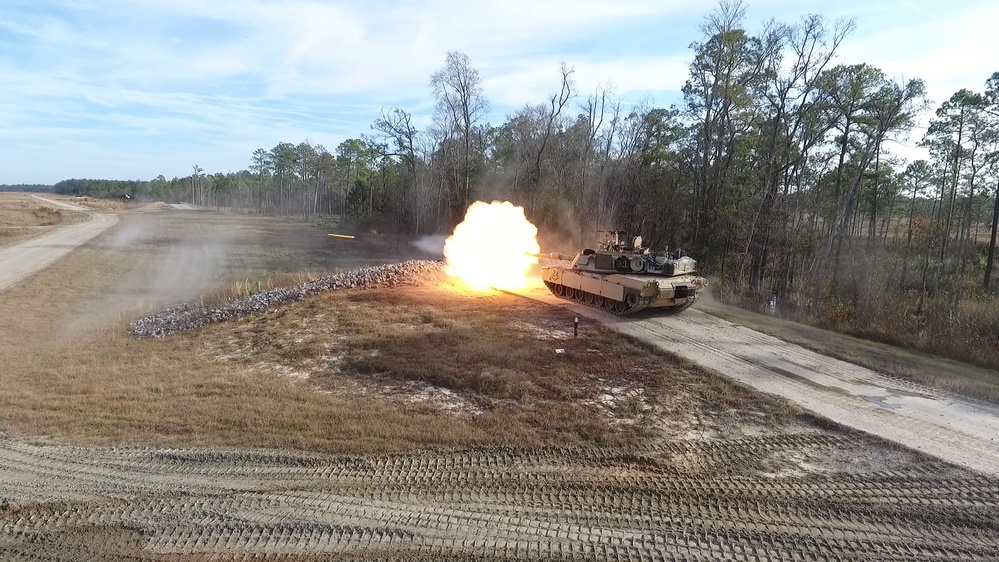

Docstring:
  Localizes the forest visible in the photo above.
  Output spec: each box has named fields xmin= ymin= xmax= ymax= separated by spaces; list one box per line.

xmin=11 ymin=3 xmax=999 ymax=370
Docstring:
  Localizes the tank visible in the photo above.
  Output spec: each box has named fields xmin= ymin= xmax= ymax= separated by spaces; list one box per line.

xmin=532 ymin=231 xmax=708 ymax=315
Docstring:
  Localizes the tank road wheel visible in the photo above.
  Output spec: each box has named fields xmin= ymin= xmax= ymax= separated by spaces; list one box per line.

xmin=613 ymin=300 xmax=629 ymax=314
xmin=565 ymin=287 xmax=575 ymax=299
xmin=603 ymin=298 xmax=616 ymax=311
xmin=583 ymin=292 xmax=595 ymax=305
xmin=594 ymin=295 xmax=605 ymax=308
xmin=553 ymin=283 xmax=565 ymax=297
xmin=625 ymin=293 xmax=639 ymax=308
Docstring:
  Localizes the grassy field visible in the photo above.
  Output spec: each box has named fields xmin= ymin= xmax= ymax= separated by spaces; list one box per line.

xmin=0 ymin=208 xmax=416 ymax=447
xmin=0 ymin=206 xmax=797 ymax=451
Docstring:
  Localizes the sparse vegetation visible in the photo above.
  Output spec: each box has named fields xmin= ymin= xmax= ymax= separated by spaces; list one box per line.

xmin=198 ymin=271 xmax=324 ymax=309
xmin=0 ymin=193 xmax=87 ymax=246
xmin=206 ymin=282 xmax=799 ymax=449
xmin=32 ymin=206 xmax=64 ymax=225
xmin=0 ymin=208 xmax=798 ymax=451
xmin=714 ymin=228 xmax=999 ymax=374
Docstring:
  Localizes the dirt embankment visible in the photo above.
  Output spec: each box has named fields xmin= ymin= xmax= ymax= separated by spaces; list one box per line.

xmin=130 ymin=260 xmax=445 ymax=338
xmin=0 ymin=193 xmax=90 ymax=248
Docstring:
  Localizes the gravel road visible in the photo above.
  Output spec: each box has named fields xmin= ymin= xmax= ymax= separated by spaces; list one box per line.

xmin=514 ymin=284 xmax=999 ymax=476
xmin=0 ymin=197 xmax=118 ymax=292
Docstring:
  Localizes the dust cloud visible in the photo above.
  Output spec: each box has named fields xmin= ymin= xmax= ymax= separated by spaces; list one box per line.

xmin=57 ymin=211 xmax=434 ymax=340
xmin=57 ymin=214 xmax=240 ymax=340
xmin=103 ymin=220 xmax=157 ymax=249
xmin=411 ymin=235 xmax=446 ymax=256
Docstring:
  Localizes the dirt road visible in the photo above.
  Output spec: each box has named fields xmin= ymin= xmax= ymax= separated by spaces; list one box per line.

xmin=0 ymin=198 xmax=118 ymax=292
xmin=514 ymin=284 xmax=999 ymax=476
xmin=29 ymin=194 xmax=90 ymax=212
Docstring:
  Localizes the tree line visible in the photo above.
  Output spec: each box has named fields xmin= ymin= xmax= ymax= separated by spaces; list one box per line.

xmin=26 ymin=1 xmax=999 ymax=368
xmin=0 ymin=184 xmax=52 ymax=192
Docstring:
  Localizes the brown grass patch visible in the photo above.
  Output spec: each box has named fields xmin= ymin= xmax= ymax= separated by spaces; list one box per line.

xmin=0 ymin=193 xmax=88 ymax=246
xmin=203 ymin=281 xmax=800 ymax=449
xmin=0 ymin=213 xmax=484 ymax=452
xmin=77 ymin=196 xmax=128 ymax=211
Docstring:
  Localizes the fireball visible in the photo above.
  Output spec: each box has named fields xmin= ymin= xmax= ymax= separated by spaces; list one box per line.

xmin=444 ymin=201 xmax=540 ymax=290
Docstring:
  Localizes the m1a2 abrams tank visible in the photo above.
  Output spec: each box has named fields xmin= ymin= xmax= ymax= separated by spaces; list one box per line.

xmin=532 ymin=231 xmax=708 ymax=315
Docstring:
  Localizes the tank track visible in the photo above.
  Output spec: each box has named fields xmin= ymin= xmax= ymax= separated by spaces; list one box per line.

xmin=543 ymin=281 xmax=697 ymax=315
xmin=4 ymin=433 xmax=997 ymax=560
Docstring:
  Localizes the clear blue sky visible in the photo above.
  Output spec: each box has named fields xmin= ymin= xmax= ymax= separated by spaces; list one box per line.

xmin=1 ymin=0 xmax=996 ymax=184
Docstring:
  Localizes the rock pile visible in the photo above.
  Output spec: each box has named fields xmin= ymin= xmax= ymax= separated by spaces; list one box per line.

xmin=131 ymin=260 xmax=445 ymax=338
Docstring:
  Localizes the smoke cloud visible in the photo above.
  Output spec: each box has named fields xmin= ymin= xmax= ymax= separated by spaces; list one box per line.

xmin=412 ymin=235 xmax=446 ymax=256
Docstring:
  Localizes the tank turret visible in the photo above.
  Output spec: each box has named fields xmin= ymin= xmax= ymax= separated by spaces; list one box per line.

xmin=531 ymin=231 xmax=707 ymax=315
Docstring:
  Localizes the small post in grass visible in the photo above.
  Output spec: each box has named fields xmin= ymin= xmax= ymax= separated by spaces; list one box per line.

xmin=574 ymin=316 xmax=579 ymax=338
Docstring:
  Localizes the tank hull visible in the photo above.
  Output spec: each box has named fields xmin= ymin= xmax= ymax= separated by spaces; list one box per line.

xmin=539 ymin=265 xmax=707 ymax=315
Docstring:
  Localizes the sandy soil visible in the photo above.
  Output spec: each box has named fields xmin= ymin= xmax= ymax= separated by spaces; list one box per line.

xmin=3 ymin=426 xmax=996 ymax=561
xmin=513 ymin=284 xmax=999 ymax=476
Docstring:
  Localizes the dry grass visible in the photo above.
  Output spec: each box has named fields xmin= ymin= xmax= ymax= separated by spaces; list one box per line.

xmin=203 ymin=281 xmax=799 ymax=449
xmin=0 ymin=193 xmax=88 ymax=246
xmin=0 ymin=209 xmax=800 ymax=452
xmin=76 ymin=196 xmax=128 ymax=211
xmin=824 ymin=293 xmax=999 ymax=374
xmin=0 ymin=212 xmax=482 ymax=451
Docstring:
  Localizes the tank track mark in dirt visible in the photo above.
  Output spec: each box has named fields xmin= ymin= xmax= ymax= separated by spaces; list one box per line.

xmin=1 ymin=432 xmax=998 ymax=561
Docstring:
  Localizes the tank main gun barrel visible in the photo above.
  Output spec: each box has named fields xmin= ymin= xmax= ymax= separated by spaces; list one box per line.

xmin=527 ymin=251 xmax=573 ymax=261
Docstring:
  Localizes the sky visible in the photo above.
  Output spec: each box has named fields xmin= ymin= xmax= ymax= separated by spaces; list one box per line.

xmin=1 ymin=0 xmax=997 ymax=185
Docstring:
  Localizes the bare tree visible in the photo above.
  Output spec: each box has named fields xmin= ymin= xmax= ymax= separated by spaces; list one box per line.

xmin=534 ymin=63 xmax=575 ymax=202
xmin=430 ymin=51 xmax=488 ymax=222
xmin=191 ymin=164 xmax=203 ymax=205
xmin=580 ymin=84 xmax=610 ymax=208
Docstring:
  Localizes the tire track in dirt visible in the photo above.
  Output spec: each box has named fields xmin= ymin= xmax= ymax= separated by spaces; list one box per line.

xmin=1 ymin=433 xmax=997 ymax=561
